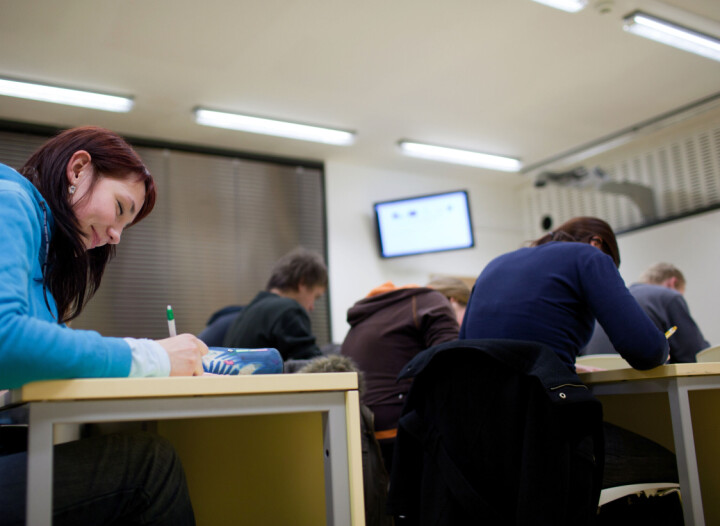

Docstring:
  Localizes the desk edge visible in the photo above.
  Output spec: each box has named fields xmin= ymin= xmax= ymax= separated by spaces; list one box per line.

xmin=8 ymin=373 xmax=359 ymax=403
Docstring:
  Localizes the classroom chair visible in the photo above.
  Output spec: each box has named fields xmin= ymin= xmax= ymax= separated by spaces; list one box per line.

xmin=596 ymin=483 xmax=683 ymax=524
xmin=599 ymin=482 xmax=680 ymax=507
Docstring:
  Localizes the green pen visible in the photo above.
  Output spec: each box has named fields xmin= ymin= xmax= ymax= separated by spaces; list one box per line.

xmin=167 ymin=305 xmax=177 ymax=337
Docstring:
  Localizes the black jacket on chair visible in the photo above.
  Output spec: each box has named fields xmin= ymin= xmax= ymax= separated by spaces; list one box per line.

xmin=387 ymin=339 xmax=604 ymax=526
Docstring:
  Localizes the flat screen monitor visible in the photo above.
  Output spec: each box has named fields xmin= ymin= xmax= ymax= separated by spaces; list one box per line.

xmin=374 ymin=190 xmax=474 ymax=258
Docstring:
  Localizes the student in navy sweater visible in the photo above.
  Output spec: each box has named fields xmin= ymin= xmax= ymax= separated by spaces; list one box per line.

xmin=460 ymin=217 xmax=677 ymax=489
xmin=461 ymin=217 xmax=667 ymax=370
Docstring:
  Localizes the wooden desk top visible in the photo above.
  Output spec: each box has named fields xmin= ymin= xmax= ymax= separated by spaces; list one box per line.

xmin=3 ymin=372 xmax=358 ymax=405
xmin=580 ymin=363 xmax=720 ymax=385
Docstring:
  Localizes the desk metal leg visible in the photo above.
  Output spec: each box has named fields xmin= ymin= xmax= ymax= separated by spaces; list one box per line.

xmin=26 ymin=404 xmax=54 ymax=526
xmin=345 ymin=390 xmax=365 ymax=526
xmin=668 ymin=379 xmax=704 ymax=526
xmin=323 ymin=404 xmax=351 ymax=525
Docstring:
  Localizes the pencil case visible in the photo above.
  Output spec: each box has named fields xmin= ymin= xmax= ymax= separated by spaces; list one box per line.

xmin=202 ymin=347 xmax=283 ymax=375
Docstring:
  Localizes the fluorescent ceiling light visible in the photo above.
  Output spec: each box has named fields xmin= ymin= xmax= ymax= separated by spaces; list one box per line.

xmin=623 ymin=11 xmax=720 ymax=62
xmin=194 ymin=108 xmax=355 ymax=145
xmin=0 ymin=78 xmax=133 ymax=112
xmin=532 ymin=0 xmax=587 ymax=13
xmin=399 ymin=141 xmax=522 ymax=172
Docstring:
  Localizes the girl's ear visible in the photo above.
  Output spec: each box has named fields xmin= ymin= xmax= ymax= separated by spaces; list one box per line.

xmin=65 ymin=150 xmax=92 ymax=185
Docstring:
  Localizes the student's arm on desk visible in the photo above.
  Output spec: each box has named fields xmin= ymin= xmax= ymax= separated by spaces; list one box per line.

xmin=581 ymin=251 xmax=669 ymax=369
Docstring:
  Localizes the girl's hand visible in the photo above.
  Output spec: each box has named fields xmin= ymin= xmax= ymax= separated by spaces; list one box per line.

xmin=156 ymin=334 xmax=208 ymax=376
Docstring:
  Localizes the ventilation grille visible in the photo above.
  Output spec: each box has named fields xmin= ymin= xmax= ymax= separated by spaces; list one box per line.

xmin=521 ymin=121 xmax=720 ymax=238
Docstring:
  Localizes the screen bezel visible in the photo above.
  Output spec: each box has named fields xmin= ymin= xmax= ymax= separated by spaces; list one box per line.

xmin=373 ymin=190 xmax=475 ymax=259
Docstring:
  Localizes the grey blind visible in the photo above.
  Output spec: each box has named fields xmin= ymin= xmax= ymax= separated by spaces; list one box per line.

xmin=0 ymin=129 xmax=330 ymax=345
xmin=0 ymin=131 xmax=47 ymax=169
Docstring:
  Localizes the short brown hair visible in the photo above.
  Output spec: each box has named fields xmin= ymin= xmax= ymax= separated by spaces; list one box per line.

xmin=266 ymin=247 xmax=328 ymax=292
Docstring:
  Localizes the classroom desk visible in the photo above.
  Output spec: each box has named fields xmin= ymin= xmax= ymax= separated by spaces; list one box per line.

xmin=0 ymin=373 xmax=365 ymax=526
xmin=581 ymin=363 xmax=720 ymax=526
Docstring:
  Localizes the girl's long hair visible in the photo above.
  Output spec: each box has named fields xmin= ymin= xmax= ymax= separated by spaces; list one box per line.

xmin=20 ymin=126 xmax=156 ymax=323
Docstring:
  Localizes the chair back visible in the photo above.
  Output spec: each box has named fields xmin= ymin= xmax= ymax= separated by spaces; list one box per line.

xmin=599 ymin=482 xmax=680 ymax=507
xmin=576 ymin=354 xmax=631 ymax=370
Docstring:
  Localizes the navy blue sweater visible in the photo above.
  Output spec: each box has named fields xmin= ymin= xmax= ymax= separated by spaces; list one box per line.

xmin=459 ymin=242 xmax=668 ymax=370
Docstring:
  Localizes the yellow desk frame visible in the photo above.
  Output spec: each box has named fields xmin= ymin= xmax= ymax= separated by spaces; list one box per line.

xmin=581 ymin=363 xmax=720 ymax=526
xmin=2 ymin=373 xmax=365 ymax=526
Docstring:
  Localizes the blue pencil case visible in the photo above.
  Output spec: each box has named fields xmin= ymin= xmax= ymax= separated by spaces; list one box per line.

xmin=202 ymin=347 xmax=283 ymax=375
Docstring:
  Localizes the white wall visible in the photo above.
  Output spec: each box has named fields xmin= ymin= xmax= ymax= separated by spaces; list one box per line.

xmin=325 ymin=156 xmax=720 ymax=346
xmin=616 ymin=208 xmax=720 ymax=347
xmin=325 ymin=161 xmax=526 ymax=342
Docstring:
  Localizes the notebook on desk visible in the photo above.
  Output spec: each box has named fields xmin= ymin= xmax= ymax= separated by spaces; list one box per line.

xmin=202 ymin=347 xmax=283 ymax=375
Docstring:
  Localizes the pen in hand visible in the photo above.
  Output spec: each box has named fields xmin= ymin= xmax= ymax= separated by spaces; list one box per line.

xmin=161 ymin=305 xmax=208 ymax=376
xmin=167 ymin=305 xmax=177 ymax=337
xmin=665 ymin=326 xmax=677 ymax=339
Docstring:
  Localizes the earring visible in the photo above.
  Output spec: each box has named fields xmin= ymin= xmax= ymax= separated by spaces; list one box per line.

xmin=68 ymin=185 xmax=76 ymax=195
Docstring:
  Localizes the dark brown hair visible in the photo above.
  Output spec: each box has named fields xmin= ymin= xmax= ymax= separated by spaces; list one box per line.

xmin=20 ymin=126 xmax=156 ymax=323
xmin=530 ymin=216 xmax=620 ymax=268
xmin=266 ymin=247 xmax=328 ymax=292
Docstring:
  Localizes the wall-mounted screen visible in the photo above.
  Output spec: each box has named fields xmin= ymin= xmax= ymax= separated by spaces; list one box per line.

xmin=374 ymin=190 xmax=474 ymax=258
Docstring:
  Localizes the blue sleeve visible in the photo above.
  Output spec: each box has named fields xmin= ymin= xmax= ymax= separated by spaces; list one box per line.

xmin=0 ymin=186 xmax=132 ymax=389
xmin=580 ymin=250 xmax=668 ymax=370
xmin=665 ymin=295 xmax=709 ymax=363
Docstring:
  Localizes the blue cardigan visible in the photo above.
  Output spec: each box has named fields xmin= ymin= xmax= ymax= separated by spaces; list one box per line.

xmin=460 ymin=241 xmax=668 ymax=370
xmin=0 ymin=163 xmax=131 ymax=389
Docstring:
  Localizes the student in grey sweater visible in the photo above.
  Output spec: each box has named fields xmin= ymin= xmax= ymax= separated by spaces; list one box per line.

xmin=584 ymin=262 xmax=709 ymax=363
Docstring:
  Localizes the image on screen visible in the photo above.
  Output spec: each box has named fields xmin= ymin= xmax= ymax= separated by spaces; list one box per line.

xmin=374 ymin=190 xmax=474 ymax=258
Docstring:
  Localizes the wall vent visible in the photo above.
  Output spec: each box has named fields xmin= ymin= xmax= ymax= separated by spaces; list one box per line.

xmin=522 ymin=119 xmax=720 ymax=238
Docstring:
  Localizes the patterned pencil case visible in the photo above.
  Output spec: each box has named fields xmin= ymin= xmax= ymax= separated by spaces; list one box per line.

xmin=202 ymin=347 xmax=283 ymax=375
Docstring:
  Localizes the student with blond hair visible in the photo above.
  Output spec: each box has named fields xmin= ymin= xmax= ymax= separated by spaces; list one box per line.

xmin=584 ymin=262 xmax=709 ymax=362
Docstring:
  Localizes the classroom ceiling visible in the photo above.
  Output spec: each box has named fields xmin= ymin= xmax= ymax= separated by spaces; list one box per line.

xmin=0 ymin=0 xmax=719 ymax=185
